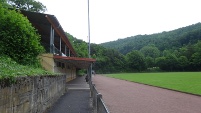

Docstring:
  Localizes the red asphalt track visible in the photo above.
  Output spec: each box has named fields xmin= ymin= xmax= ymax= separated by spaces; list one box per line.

xmin=92 ymin=75 xmax=201 ymax=113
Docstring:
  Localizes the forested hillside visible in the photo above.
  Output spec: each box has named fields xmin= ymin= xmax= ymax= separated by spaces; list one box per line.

xmin=66 ymin=33 xmax=88 ymax=58
xmin=68 ymin=23 xmax=201 ymax=73
xmin=101 ymin=23 xmax=201 ymax=55
xmin=66 ymin=33 xmax=125 ymax=73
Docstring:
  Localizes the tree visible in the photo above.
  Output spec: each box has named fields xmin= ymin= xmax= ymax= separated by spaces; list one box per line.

xmin=155 ymin=53 xmax=179 ymax=71
xmin=0 ymin=5 xmax=44 ymax=65
xmin=0 ymin=0 xmax=10 ymax=7
xmin=126 ymin=50 xmax=146 ymax=72
xmin=94 ymin=48 xmax=125 ymax=73
xmin=178 ymin=56 xmax=189 ymax=71
xmin=190 ymin=41 xmax=201 ymax=70
xmin=7 ymin=0 xmax=46 ymax=12
xmin=162 ymin=50 xmax=171 ymax=57
xmin=66 ymin=33 xmax=88 ymax=57
xmin=0 ymin=0 xmax=6 ymax=4
xmin=155 ymin=57 xmax=166 ymax=70
xmin=145 ymin=56 xmax=155 ymax=68
xmin=140 ymin=45 xmax=160 ymax=67
xmin=140 ymin=45 xmax=160 ymax=58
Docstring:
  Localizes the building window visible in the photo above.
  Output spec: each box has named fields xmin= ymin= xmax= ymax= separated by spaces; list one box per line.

xmin=56 ymin=62 xmax=65 ymax=69
xmin=57 ymin=62 xmax=61 ymax=67
xmin=62 ymin=63 xmax=65 ymax=69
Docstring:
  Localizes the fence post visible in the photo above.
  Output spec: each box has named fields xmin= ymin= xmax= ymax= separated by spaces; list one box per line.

xmin=90 ymin=82 xmax=110 ymax=113
xmin=93 ymin=84 xmax=97 ymax=113
xmin=89 ymin=81 xmax=92 ymax=97
xmin=97 ymin=93 xmax=102 ymax=113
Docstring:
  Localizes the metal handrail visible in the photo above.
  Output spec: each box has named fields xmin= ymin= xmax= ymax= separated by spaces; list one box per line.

xmin=53 ymin=45 xmax=63 ymax=56
xmin=89 ymin=81 xmax=110 ymax=113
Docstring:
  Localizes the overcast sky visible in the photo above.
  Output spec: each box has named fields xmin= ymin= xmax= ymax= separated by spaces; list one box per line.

xmin=38 ymin=0 xmax=201 ymax=44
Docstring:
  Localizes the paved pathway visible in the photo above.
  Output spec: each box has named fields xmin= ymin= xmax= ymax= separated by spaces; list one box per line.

xmin=47 ymin=76 xmax=92 ymax=113
xmin=92 ymin=75 xmax=201 ymax=113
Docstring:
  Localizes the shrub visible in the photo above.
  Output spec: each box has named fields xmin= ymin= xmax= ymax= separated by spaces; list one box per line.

xmin=0 ymin=4 xmax=44 ymax=66
xmin=0 ymin=55 xmax=53 ymax=85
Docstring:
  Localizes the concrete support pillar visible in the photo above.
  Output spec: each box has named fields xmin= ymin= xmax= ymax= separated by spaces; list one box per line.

xmin=60 ymin=37 xmax=61 ymax=51
xmin=65 ymin=45 xmax=67 ymax=55
xmin=69 ymin=49 xmax=71 ymax=57
xmin=50 ymin=26 xmax=55 ymax=53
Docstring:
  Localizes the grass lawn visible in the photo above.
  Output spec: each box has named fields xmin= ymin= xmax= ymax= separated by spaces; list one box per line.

xmin=105 ymin=72 xmax=201 ymax=95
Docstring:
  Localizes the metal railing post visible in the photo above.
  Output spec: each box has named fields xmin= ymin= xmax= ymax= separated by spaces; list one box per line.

xmin=90 ymin=80 xmax=110 ymax=113
xmin=97 ymin=93 xmax=102 ymax=113
xmin=93 ymin=84 xmax=97 ymax=113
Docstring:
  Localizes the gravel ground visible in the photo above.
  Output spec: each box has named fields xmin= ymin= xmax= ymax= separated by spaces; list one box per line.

xmin=92 ymin=75 xmax=201 ymax=113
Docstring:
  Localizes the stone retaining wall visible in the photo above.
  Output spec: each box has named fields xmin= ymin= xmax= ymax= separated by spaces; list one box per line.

xmin=0 ymin=75 xmax=66 ymax=113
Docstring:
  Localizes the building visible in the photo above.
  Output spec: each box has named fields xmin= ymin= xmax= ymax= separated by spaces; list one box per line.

xmin=21 ymin=10 xmax=95 ymax=82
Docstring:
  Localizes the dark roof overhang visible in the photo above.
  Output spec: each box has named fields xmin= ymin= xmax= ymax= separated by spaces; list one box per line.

xmin=20 ymin=10 xmax=96 ymax=69
xmin=54 ymin=55 xmax=96 ymax=69
xmin=20 ymin=10 xmax=77 ymax=56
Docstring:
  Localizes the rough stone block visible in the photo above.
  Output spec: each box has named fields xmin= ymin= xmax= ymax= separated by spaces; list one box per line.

xmin=0 ymin=75 xmax=66 ymax=113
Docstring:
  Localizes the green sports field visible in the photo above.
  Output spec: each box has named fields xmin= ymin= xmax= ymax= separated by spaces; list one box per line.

xmin=105 ymin=72 xmax=201 ymax=95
